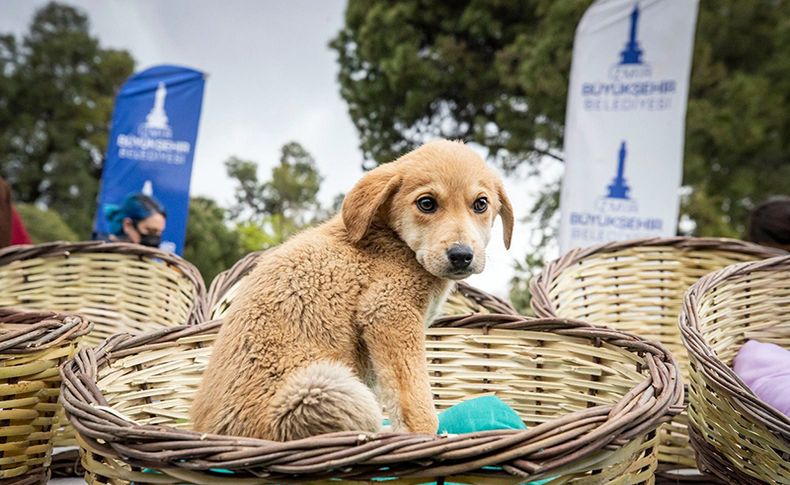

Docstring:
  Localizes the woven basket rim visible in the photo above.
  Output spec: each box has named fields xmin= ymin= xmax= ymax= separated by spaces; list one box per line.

xmin=206 ymin=250 xmax=266 ymax=312
xmin=529 ymin=236 xmax=786 ymax=318
xmin=0 ymin=309 xmax=91 ymax=353
xmin=61 ymin=313 xmax=682 ymax=481
xmin=679 ymin=254 xmax=790 ymax=440
xmin=451 ymin=282 xmax=518 ymax=315
xmin=207 ymin=250 xmax=517 ymax=317
xmin=0 ymin=240 xmax=209 ymax=324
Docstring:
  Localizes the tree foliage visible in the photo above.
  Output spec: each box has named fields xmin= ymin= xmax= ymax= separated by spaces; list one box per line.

xmin=185 ymin=141 xmax=328 ymax=282
xmin=331 ymin=0 xmax=579 ymax=170
xmin=183 ymin=197 xmax=244 ymax=284
xmin=15 ymin=203 xmax=78 ymax=244
xmin=0 ymin=2 xmax=135 ymax=237
xmin=332 ymin=0 xmax=790 ymax=239
xmin=226 ymin=142 xmax=324 ymax=248
xmin=681 ymin=0 xmax=790 ymax=236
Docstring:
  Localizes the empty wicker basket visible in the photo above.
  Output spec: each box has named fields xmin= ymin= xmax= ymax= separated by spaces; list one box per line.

xmin=0 ymin=242 xmax=207 ymax=347
xmin=529 ymin=237 xmax=785 ymax=479
xmin=207 ymin=250 xmax=517 ymax=320
xmin=0 ymin=309 xmax=90 ymax=484
xmin=680 ymin=255 xmax=790 ymax=484
xmin=60 ymin=313 xmax=682 ymax=484
xmin=0 ymin=241 xmax=207 ymax=475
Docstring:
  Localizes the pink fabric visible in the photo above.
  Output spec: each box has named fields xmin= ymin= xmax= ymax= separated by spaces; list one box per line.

xmin=733 ymin=340 xmax=790 ymax=417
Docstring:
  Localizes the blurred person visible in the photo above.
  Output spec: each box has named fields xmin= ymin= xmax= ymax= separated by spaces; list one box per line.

xmin=0 ymin=177 xmax=12 ymax=248
xmin=0 ymin=176 xmax=33 ymax=246
xmin=10 ymin=207 xmax=31 ymax=245
xmin=747 ymin=196 xmax=790 ymax=251
xmin=101 ymin=193 xmax=166 ymax=248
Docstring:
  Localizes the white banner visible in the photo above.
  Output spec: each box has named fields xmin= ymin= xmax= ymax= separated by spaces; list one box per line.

xmin=559 ymin=0 xmax=699 ymax=252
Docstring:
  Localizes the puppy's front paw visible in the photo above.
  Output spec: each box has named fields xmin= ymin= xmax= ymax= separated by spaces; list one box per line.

xmin=403 ymin=409 xmax=439 ymax=435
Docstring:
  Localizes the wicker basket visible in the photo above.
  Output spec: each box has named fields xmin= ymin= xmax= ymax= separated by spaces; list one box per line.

xmin=679 ymin=255 xmax=790 ymax=484
xmin=61 ymin=313 xmax=682 ymax=484
xmin=0 ymin=241 xmax=207 ymax=476
xmin=0 ymin=309 xmax=90 ymax=484
xmin=442 ymin=281 xmax=517 ymax=316
xmin=207 ymin=250 xmax=517 ymax=320
xmin=529 ymin=236 xmax=786 ymax=479
xmin=0 ymin=242 xmax=207 ymax=347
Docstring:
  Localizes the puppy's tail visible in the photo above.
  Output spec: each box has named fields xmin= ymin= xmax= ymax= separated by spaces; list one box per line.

xmin=268 ymin=361 xmax=383 ymax=441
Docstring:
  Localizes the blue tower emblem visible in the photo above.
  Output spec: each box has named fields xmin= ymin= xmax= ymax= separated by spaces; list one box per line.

xmin=620 ymin=4 xmax=644 ymax=65
xmin=607 ymin=141 xmax=631 ymax=200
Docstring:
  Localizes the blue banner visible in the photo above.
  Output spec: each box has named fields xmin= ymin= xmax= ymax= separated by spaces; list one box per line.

xmin=94 ymin=64 xmax=206 ymax=254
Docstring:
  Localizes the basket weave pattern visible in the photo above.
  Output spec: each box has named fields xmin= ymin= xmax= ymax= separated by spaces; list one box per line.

xmin=441 ymin=281 xmax=517 ymax=316
xmin=680 ymin=255 xmax=790 ymax=484
xmin=0 ymin=242 xmax=207 ymax=347
xmin=206 ymin=251 xmax=263 ymax=319
xmin=0 ymin=241 xmax=207 ymax=476
xmin=529 ymin=237 xmax=785 ymax=473
xmin=60 ymin=314 xmax=681 ymax=484
xmin=0 ymin=309 xmax=90 ymax=484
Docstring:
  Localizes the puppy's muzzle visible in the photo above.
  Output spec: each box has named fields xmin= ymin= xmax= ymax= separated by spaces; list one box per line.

xmin=447 ymin=244 xmax=474 ymax=271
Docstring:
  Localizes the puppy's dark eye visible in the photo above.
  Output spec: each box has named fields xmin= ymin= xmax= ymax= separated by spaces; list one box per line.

xmin=416 ymin=196 xmax=437 ymax=213
xmin=473 ymin=197 xmax=488 ymax=213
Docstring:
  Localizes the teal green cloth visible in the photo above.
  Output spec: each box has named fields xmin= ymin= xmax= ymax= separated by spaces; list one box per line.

xmin=427 ymin=396 xmax=554 ymax=485
xmin=437 ymin=395 xmax=526 ymax=434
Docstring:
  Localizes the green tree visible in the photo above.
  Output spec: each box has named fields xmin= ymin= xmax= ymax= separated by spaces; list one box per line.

xmin=183 ymin=197 xmax=244 ymax=284
xmin=15 ymin=203 xmax=78 ymax=243
xmin=235 ymin=218 xmax=288 ymax=253
xmin=0 ymin=2 xmax=135 ymax=237
xmin=268 ymin=142 xmax=323 ymax=225
xmin=226 ymin=142 xmax=324 ymax=248
xmin=509 ymin=183 xmax=559 ymax=313
xmin=332 ymin=0 xmax=790 ymax=240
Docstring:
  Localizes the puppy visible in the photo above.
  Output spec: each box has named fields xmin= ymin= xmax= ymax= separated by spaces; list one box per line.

xmin=191 ymin=139 xmax=513 ymax=441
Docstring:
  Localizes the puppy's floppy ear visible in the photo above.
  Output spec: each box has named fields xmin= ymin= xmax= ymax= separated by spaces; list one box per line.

xmin=342 ymin=166 xmax=401 ymax=243
xmin=496 ymin=182 xmax=514 ymax=249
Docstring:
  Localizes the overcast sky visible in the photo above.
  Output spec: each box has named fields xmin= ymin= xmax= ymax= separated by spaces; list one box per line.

xmin=2 ymin=0 xmax=552 ymax=297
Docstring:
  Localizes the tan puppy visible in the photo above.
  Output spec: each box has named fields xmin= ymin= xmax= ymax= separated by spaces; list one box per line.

xmin=191 ymin=139 xmax=513 ymax=441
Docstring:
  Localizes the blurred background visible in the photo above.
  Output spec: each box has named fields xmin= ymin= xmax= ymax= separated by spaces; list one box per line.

xmin=1 ymin=0 xmax=788 ymax=312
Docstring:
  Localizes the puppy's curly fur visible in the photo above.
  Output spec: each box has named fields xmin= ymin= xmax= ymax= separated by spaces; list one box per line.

xmin=191 ymin=139 xmax=513 ymax=440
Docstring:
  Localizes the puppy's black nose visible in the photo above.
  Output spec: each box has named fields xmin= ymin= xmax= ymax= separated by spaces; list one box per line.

xmin=447 ymin=244 xmax=474 ymax=270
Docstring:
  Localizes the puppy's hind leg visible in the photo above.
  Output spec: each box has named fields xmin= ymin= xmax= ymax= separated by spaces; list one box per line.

xmin=267 ymin=361 xmax=383 ymax=441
